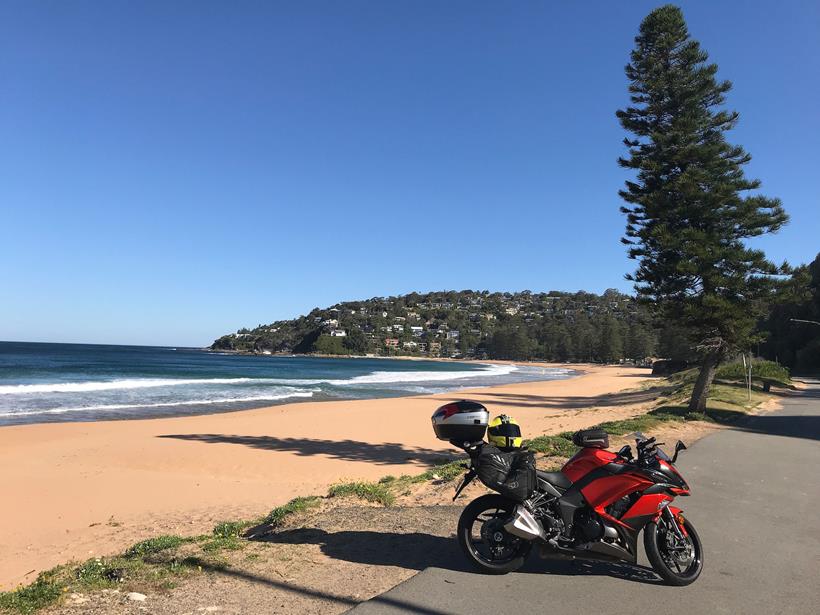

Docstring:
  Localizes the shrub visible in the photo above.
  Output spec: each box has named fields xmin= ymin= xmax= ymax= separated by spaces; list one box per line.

xmin=716 ymin=359 xmax=790 ymax=385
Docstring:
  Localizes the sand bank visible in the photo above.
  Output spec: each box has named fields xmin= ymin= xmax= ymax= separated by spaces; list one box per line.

xmin=0 ymin=364 xmax=658 ymax=589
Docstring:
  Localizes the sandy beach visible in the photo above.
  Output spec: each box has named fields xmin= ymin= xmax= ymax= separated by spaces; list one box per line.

xmin=0 ymin=364 xmax=658 ymax=590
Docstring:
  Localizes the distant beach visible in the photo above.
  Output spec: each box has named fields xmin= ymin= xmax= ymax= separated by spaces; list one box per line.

xmin=0 ymin=342 xmax=574 ymax=426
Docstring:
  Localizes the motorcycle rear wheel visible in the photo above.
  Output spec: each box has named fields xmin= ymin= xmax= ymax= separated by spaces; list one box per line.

xmin=644 ymin=515 xmax=703 ymax=586
xmin=457 ymin=494 xmax=531 ymax=574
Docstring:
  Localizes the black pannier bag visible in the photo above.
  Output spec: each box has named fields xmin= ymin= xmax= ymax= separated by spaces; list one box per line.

xmin=572 ymin=428 xmax=609 ymax=449
xmin=475 ymin=444 xmax=536 ymax=502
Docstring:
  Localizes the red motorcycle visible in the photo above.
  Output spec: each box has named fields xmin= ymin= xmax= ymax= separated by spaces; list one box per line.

xmin=437 ymin=403 xmax=703 ymax=585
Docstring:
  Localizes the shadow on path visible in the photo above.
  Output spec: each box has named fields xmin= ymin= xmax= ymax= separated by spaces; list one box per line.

xmin=187 ymin=557 xmax=453 ymax=615
xmin=732 ymin=414 xmax=820 ymax=442
xmin=252 ymin=526 xmax=662 ymax=585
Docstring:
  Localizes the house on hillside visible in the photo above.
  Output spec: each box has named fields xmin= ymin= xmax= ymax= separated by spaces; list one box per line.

xmin=384 ymin=338 xmax=399 ymax=348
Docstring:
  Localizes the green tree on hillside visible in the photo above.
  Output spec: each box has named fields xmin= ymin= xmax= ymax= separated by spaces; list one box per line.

xmin=618 ymin=5 xmax=788 ymax=411
xmin=343 ymin=328 xmax=369 ymax=355
xmin=598 ymin=317 xmax=624 ymax=363
xmin=761 ymin=253 xmax=820 ymax=370
xmin=626 ymin=323 xmax=655 ymax=362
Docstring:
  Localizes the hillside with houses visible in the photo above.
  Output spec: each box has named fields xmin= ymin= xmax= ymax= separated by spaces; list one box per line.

xmin=211 ymin=289 xmax=662 ymax=363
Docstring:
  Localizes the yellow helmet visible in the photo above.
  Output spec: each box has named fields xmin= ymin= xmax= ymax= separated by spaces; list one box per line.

xmin=487 ymin=414 xmax=523 ymax=450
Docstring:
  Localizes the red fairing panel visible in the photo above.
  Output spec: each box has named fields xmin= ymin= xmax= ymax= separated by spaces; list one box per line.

xmin=621 ymin=493 xmax=673 ymax=521
xmin=561 ymin=447 xmax=618 ymax=483
xmin=583 ymin=473 xmax=654 ymax=509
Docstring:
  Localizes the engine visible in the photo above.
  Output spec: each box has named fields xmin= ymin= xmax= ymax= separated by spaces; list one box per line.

xmin=532 ymin=501 xmax=564 ymax=539
xmin=575 ymin=509 xmax=604 ymax=542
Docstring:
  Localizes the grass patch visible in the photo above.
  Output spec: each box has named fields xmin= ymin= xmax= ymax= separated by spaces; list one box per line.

xmin=202 ymin=536 xmax=243 ymax=553
xmin=212 ymin=520 xmax=254 ymax=539
xmin=525 ymin=433 xmax=577 ymax=456
xmin=124 ymin=535 xmax=191 ymax=558
xmin=73 ymin=557 xmax=130 ymax=587
xmin=0 ymin=570 xmax=62 ymax=614
xmin=417 ymin=460 xmax=466 ymax=482
xmin=375 ymin=459 xmax=467 ymax=494
xmin=262 ymin=496 xmax=321 ymax=528
xmin=328 ymin=481 xmax=395 ymax=506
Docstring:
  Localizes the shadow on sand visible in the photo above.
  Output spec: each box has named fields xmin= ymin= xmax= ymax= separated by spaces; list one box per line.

xmin=157 ymin=433 xmax=457 ymax=465
xmin=436 ymin=385 xmax=669 ymax=410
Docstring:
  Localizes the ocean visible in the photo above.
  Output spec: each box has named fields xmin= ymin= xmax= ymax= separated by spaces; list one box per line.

xmin=0 ymin=341 xmax=575 ymax=426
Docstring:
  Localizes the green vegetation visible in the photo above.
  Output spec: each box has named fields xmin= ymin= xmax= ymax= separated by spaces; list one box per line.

xmin=211 ymin=289 xmax=659 ymax=362
xmin=716 ymin=359 xmax=791 ymax=386
xmin=211 ymin=267 xmax=819 ymax=371
xmin=0 ymin=571 xmax=62 ymax=614
xmin=124 ymin=535 xmax=191 ymax=558
xmin=262 ymin=496 xmax=321 ymax=527
xmin=0 ymin=493 xmax=331 ymax=614
xmin=617 ymin=5 xmax=788 ymax=411
xmin=328 ymin=481 xmax=395 ymax=506
xmin=525 ymin=434 xmax=577 ymax=456
xmin=417 ymin=460 xmax=466 ymax=482
xmin=760 ymin=253 xmax=820 ymax=372
xmin=211 ymin=520 xmax=254 ymax=539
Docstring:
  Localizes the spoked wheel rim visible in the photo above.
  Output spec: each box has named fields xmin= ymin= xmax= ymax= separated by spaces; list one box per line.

xmin=465 ymin=505 xmax=525 ymax=566
xmin=656 ymin=518 xmax=702 ymax=579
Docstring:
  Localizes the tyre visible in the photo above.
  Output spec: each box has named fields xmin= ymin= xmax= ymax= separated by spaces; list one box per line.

xmin=644 ymin=513 xmax=703 ymax=586
xmin=457 ymin=494 xmax=532 ymax=574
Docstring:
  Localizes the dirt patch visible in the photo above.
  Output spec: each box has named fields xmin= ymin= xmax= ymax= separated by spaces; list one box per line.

xmin=44 ymin=505 xmax=464 ymax=615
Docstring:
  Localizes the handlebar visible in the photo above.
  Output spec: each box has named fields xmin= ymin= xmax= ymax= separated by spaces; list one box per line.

xmin=637 ymin=436 xmax=656 ymax=449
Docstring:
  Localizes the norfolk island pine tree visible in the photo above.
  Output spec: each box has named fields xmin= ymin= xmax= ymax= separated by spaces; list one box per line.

xmin=617 ymin=5 xmax=789 ymax=412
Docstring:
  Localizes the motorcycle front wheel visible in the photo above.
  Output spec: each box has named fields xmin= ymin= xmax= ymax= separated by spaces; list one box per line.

xmin=644 ymin=514 xmax=703 ymax=586
xmin=457 ymin=494 xmax=531 ymax=574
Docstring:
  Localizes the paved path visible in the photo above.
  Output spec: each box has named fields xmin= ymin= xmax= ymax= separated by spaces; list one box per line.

xmin=350 ymin=382 xmax=820 ymax=615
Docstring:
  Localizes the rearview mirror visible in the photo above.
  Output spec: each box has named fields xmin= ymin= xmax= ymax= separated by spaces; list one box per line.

xmin=671 ymin=440 xmax=687 ymax=463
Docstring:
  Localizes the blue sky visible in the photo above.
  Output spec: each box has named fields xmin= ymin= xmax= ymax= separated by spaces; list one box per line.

xmin=2 ymin=1 xmax=818 ymax=347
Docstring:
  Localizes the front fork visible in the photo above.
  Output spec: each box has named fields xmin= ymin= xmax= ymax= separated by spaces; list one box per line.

xmin=661 ymin=506 xmax=688 ymax=538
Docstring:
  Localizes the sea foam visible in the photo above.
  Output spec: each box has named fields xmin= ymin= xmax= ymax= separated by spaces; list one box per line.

xmin=0 ymin=363 xmax=526 ymax=394
xmin=0 ymin=390 xmax=317 ymax=417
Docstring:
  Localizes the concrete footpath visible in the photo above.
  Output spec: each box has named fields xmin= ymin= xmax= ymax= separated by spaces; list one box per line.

xmin=350 ymin=382 xmax=820 ymax=615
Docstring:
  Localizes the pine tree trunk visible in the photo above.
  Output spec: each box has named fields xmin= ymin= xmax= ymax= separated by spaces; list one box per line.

xmin=688 ymin=352 xmax=720 ymax=413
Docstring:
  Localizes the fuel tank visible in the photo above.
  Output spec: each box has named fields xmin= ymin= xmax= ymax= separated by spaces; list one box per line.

xmin=561 ymin=447 xmax=619 ymax=483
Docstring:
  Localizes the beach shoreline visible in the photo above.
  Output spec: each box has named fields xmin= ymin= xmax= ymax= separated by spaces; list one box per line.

xmin=0 ymin=348 xmax=575 ymax=427
xmin=0 ymin=363 xmax=653 ymax=590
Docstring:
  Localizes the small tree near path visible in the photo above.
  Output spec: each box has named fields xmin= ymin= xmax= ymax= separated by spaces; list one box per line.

xmin=617 ymin=5 xmax=788 ymax=412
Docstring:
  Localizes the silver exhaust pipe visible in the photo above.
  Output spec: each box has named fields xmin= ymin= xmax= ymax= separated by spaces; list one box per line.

xmin=503 ymin=505 xmax=546 ymax=541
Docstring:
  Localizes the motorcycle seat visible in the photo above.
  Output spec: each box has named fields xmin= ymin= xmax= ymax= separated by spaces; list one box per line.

xmin=536 ymin=469 xmax=573 ymax=490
